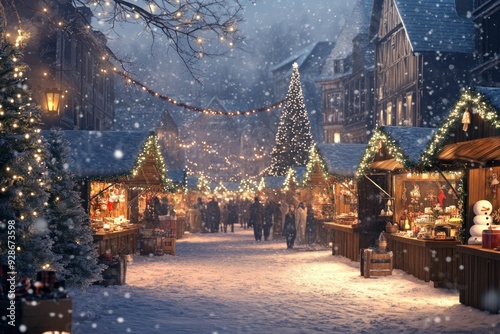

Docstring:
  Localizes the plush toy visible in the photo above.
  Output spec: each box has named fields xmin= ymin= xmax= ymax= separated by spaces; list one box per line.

xmin=468 ymin=200 xmax=493 ymax=245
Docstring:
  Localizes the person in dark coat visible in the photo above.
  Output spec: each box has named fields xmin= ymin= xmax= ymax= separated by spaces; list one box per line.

xmin=206 ymin=196 xmax=221 ymax=233
xmin=305 ymin=203 xmax=316 ymax=244
xmin=282 ymin=204 xmax=296 ymax=249
xmin=248 ymin=196 xmax=264 ymax=241
xmin=225 ymin=199 xmax=238 ymax=233
xmin=273 ymin=202 xmax=283 ymax=239
xmin=263 ymin=200 xmax=274 ymax=241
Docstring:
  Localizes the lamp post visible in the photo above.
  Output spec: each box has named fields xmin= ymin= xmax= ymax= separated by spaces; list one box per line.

xmin=45 ymin=88 xmax=61 ymax=114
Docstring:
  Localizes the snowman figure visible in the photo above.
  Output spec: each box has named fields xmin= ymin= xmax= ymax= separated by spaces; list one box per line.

xmin=468 ymin=200 xmax=493 ymax=244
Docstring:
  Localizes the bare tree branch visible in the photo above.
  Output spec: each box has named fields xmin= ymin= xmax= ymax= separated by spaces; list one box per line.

xmin=71 ymin=0 xmax=248 ymax=80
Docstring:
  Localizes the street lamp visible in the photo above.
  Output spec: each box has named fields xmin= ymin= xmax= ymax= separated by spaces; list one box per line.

xmin=45 ymin=88 xmax=61 ymax=114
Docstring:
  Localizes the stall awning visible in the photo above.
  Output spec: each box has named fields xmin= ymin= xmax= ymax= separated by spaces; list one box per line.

xmin=438 ymin=136 xmax=500 ymax=166
xmin=368 ymin=158 xmax=404 ymax=171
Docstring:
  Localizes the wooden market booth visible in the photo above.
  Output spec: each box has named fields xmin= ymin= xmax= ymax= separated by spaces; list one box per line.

xmin=60 ymin=130 xmax=172 ymax=257
xmin=357 ymin=126 xmax=463 ymax=288
xmin=421 ymin=87 xmax=500 ymax=312
xmin=301 ymin=143 xmax=367 ymax=257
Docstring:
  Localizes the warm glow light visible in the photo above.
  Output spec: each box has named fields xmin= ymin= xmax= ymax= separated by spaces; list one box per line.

xmin=45 ymin=88 xmax=61 ymax=113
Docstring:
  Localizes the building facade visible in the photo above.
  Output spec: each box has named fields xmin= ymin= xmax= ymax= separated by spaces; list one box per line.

xmin=370 ymin=0 xmax=475 ymax=128
xmin=471 ymin=0 xmax=500 ymax=87
xmin=318 ymin=0 xmax=374 ymax=144
xmin=4 ymin=0 xmax=115 ymax=130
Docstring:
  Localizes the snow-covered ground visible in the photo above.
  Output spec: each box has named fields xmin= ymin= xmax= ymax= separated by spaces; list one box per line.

xmin=69 ymin=227 xmax=500 ymax=334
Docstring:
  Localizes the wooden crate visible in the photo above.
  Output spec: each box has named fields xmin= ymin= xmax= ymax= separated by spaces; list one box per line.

xmin=140 ymin=237 xmax=159 ymax=255
xmin=161 ymin=237 xmax=176 ymax=256
xmin=363 ymin=249 xmax=393 ymax=278
xmin=97 ymin=256 xmax=127 ymax=286
xmin=0 ymin=298 xmax=72 ymax=333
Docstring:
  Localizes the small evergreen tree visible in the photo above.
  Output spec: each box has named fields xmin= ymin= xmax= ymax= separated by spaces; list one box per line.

xmin=0 ymin=30 xmax=60 ymax=278
xmin=45 ymin=128 xmax=104 ymax=287
xmin=269 ymin=62 xmax=313 ymax=176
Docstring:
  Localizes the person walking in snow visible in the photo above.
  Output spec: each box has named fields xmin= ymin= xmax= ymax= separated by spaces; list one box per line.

xmin=263 ymin=199 xmax=274 ymax=241
xmin=224 ymin=199 xmax=238 ymax=233
xmin=206 ymin=196 xmax=221 ymax=233
xmin=305 ymin=203 xmax=316 ymax=244
xmin=248 ymin=196 xmax=264 ymax=241
xmin=295 ymin=202 xmax=307 ymax=244
xmin=283 ymin=204 xmax=296 ymax=249
xmin=272 ymin=202 xmax=283 ymax=239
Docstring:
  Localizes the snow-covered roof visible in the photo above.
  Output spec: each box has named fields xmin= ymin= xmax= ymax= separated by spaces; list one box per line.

xmin=476 ymin=86 xmax=500 ymax=110
xmin=393 ymin=0 xmax=475 ymax=53
xmin=42 ymin=130 xmax=165 ymax=182
xmin=222 ymin=182 xmax=240 ymax=192
xmin=261 ymin=176 xmax=286 ymax=189
xmin=317 ymin=143 xmax=368 ymax=177
xmin=357 ymin=126 xmax=436 ymax=175
xmin=186 ymin=176 xmax=201 ymax=190
xmin=270 ymin=41 xmax=334 ymax=75
xmin=167 ymin=169 xmax=187 ymax=186
xmin=380 ymin=126 xmax=436 ymax=164
xmin=419 ymin=86 xmax=500 ymax=167
xmin=292 ymin=166 xmax=307 ymax=184
xmin=321 ymin=0 xmax=373 ymax=78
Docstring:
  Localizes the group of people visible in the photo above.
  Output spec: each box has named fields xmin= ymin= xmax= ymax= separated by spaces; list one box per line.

xmin=281 ymin=201 xmax=315 ymax=249
xmin=191 ymin=196 xmax=316 ymax=249
xmin=193 ymin=196 xmax=239 ymax=233
xmin=247 ymin=197 xmax=316 ymax=249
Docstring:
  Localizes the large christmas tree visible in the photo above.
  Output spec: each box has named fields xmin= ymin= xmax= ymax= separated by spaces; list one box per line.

xmin=269 ymin=62 xmax=313 ymax=176
xmin=45 ymin=129 xmax=104 ymax=287
xmin=0 ymin=31 xmax=60 ymax=278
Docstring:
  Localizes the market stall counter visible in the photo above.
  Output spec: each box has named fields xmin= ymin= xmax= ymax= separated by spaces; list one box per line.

xmin=456 ymin=245 xmax=500 ymax=314
xmin=93 ymin=225 xmax=139 ymax=256
xmin=385 ymin=233 xmax=460 ymax=288
xmin=329 ymin=222 xmax=360 ymax=261
xmin=316 ymin=220 xmax=335 ymax=247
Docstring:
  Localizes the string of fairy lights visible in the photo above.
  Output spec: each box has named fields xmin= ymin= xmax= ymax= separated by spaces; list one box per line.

xmin=114 ymin=69 xmax=286 ymax=116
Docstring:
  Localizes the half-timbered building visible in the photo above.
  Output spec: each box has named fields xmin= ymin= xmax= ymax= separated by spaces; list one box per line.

xmin=369 ymin=0 xmax=476 ymax=128
xmin=471 ymin=0 xmax=500 ymax=86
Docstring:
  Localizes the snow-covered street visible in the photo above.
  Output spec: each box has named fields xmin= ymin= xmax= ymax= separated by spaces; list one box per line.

xmin=69 ymin=227 xmax=500 ymax=334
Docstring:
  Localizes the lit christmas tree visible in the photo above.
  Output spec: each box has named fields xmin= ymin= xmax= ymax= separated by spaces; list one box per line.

xmin=269 ymin=62 xmax=313 ymax=176
xmin=0 ymin=30 xmax=60 ymax=278
xmin=45 ymin=129 xmax=104 ymax=287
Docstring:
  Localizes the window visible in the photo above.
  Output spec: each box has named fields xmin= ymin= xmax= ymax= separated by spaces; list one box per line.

xmin=334 ymin=132 xmax=341 ymax=143
xmin=405 ymin=93 xmax=414 ymax=126
xmin=334 ymin=59 xmax=343 ymax=74
xmin=396 ymin=97 xmax=403 ymax=125
xmin=386 ymin=102 xmax=393 ymax=125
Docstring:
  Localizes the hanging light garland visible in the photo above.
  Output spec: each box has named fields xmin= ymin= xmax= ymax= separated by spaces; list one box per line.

xmin=114 ymin=69 xmax=286 ymax=116
xmin=356 ymin=128 xmax=412 ymax=178
xmin=420 ymin=87 xmax=500 ymax=167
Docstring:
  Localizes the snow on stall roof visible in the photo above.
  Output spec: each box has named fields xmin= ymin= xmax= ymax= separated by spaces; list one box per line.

xmin=222 ymin=181 xmax=240 ymax=192
xmin=292 ymin=166 xmax=307 ymax=184
xmin=476 ymin=86 xmax=500 ymax=110
xmin=394 ymin=0 xmax=475 ymax=53
xmin=262 ymin=176 xmax=286 ymax=189
xmin=380 ymin=126 xmax=436 ymax=164
xmin=43 ymin=130 xmax=155 ymax=179
xmin=166 ymin=169 xmax=186 ymax=186
xmin=186 ymin=175 xmax=200 ymax=190
xmin=317 ymin=143 xmax=367 ymax=177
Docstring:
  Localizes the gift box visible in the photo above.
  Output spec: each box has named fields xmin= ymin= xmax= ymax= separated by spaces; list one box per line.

xmin=482 ymin=229 xmax=500 ymax=249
